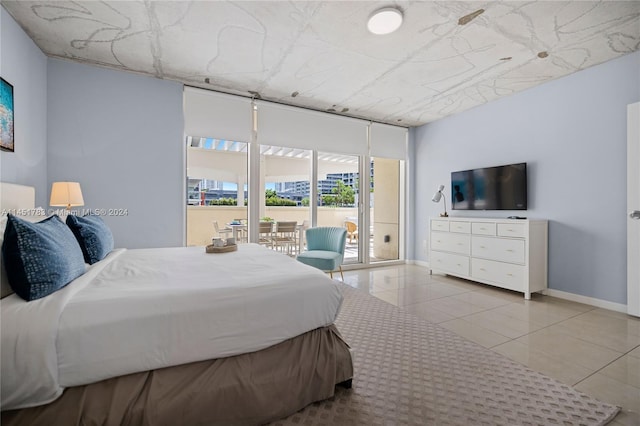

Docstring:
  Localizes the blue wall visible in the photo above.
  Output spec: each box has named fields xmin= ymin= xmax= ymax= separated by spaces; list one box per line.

xmin=47 ymin=59 xmax=185 ymax=249
xmin=413 ymin=51 xmax=640 ymax=305
xmin=0 ymin=8 xmax=48 ymax=207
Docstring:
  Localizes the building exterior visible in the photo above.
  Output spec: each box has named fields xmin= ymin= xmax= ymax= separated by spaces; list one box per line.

xmin=188 ymin=162 xmax=375 ymax=206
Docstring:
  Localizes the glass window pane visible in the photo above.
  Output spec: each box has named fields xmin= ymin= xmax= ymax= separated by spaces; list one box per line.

xmin=186 ymin=136 xmax=248 ymax=246
xmin=317 ymin=152 xmax=360 ymax=264
xmin=261 ymin=144 xmax=311 ymax=256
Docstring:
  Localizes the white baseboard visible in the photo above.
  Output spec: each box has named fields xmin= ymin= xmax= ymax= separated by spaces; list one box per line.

xmin=544 ymin=288 xmax=628 ymax=314
xmin=407 ymin=260 xmax=429 ymax=268
xmin=405 ymin=262 xmax=628 ymax=315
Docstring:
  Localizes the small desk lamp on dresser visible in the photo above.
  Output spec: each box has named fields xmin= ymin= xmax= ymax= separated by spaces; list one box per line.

xmin=432 ymin=184 xmax=448 ymax=217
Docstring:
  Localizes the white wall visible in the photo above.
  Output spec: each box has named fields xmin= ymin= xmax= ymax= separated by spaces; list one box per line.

xmin=412 ymin=50 xmax=640 ymax=305
xmin=0 ymin=8 xmax=48 ymax=206
xmin=47 ymin=59 xmax=184 ymax=249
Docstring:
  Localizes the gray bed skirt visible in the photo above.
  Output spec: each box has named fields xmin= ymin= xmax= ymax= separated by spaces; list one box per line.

xmin=1 ymin=325 xmax=353 ymax=426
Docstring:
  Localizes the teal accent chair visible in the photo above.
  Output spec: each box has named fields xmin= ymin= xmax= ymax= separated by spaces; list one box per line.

xmin=296 ymin=227 xmax=347 ymax=280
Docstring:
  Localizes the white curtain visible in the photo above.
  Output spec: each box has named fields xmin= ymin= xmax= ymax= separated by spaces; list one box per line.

xmin=370 ymin=122 xmax=407 ymax=160
xmin=256 ymin=101 xmax=369 ymax=155
xmin=184 ymin=88 xmax=408 ymax=159
xmin=183 ymin=87 xmax=252 ymax=143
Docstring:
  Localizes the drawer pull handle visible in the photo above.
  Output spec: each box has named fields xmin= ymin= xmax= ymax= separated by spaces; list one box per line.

xmin=456 ymin=263 xmax=461 ymax=266
xmin=507 ymin=273 xmax=513 ymax=277
xmin=506 ymin=249 xmax=514 ymax=252
xmin=480 ymin=227 xmax=486 ymax=230
xmin=480 ymin=245 xmax=486 ymax=249
xmin=480 ymin=268 xmax=486 ymax=271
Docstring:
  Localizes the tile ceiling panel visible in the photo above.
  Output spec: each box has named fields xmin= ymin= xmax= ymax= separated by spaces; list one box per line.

xmin=3 ymin=0 xmax=639 ymax=126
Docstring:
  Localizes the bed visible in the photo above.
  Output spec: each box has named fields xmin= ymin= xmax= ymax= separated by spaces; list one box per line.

xmin=0 ymin=183 xmax=353 ymax=425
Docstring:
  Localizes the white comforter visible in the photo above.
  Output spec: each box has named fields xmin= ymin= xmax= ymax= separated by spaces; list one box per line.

xmin=1 ymin=244 xmax=343 ymax=410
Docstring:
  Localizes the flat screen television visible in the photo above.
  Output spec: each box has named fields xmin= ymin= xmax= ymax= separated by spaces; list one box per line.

xmin=451 ymin=162 xmax=527 ymax=210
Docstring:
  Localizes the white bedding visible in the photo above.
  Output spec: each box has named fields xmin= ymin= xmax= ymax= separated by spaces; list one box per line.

xmin=1 ymin=244 xmax=343 ymax=410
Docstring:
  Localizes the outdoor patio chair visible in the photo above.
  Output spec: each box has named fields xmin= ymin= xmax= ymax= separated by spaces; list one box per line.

xmin=273 ymin=221 xmax=298 ymax=255
xmin=345 ymin=221 xmax=358 ymax=244
xmin=258 ymin=221 xmax=274 ymax=248
xmin=213 ymin=221 xmax=232 ymax=238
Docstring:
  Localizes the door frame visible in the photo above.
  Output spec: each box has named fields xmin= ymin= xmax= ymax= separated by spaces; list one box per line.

xmin=628 ymin=102 xmax=640 ymax=317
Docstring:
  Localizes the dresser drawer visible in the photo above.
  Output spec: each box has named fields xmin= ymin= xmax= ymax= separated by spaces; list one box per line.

xmin=472 ymin=236 xmax=525 ymax=264
xmin=431 ymin=251 xmax=470 ymax=277
xmin=497 ymin=223 xmax=526 ymax=238
xmin=449 ymin=221 xmax=471 ymax=234
xmin=431 ymin=220 xmax=449 ymax=232
xmin=472 ymin=222 xmax=496 ymax=236
xmin=431 ymin=232 xmax=470 ymax=255
xmin=471 ymin=258 xmax=525 ymax=292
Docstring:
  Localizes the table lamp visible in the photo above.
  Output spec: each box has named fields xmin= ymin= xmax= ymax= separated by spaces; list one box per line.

xmin=50 ymin=182 xmax=84 ymax=210
xmin=432 ymin=184 xmax=448 ymax=217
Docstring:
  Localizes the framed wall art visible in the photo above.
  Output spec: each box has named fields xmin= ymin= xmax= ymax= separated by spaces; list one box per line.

xmin=1 ymin=77 xmax=15 ymax=152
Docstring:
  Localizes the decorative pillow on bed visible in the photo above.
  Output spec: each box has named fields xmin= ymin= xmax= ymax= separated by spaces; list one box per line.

xmin=0 ymin=214 xmax=11 ymax=298
xmin=66 ymin=214 xmax=114 ymax=264
xmin=2 ymin=214 xmax=86 ymax=301
xmin=1 ymin=209 xmax=48 ymax=299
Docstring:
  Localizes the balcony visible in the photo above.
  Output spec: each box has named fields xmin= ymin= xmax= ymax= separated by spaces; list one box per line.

xmin=186 ymin=139 xmax=401 ymax=265
xmin=187 ymin=205 xmax=395 ymax=263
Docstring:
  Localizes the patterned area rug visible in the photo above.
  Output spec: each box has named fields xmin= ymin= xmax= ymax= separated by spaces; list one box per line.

xmin=273 ymin=284 xmax=620 ymax=426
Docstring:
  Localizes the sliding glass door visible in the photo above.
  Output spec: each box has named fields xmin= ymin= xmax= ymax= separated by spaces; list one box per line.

xmin=183 ymin=88 xmax=407 ymax=265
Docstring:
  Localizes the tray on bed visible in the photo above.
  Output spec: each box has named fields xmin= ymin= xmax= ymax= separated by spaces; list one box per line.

xmin=206 ymin=243 xmax=238 ymax=253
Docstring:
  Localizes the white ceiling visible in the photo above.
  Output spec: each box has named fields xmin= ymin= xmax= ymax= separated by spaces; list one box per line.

xmin=3 ymin=1 xmax=640 ymax=127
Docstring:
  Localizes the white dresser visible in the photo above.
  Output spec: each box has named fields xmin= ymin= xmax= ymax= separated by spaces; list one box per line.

xmin=429 ymin=217 xmax=548 ymax=299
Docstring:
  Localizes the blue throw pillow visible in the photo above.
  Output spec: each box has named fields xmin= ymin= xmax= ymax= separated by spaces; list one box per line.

xmin=66 ymin=214 xmax=114 ymax=264
xmin=2 ymin=214 xmax=86 ymax=301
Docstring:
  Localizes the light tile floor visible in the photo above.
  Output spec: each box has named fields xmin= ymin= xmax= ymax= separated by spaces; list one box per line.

xmin=341 ymin=264 xmax=640 ymax=426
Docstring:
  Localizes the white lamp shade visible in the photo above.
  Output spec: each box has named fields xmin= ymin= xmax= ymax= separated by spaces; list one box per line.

xmin=432 ymin=185 xmax=445 ymax=202
xmin=50 ymin=182 xmax=84 ymax=207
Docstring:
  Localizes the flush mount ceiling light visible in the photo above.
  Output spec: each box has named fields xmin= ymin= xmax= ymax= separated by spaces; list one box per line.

xmin=367 ymin=7 xmax=403 ymax=35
